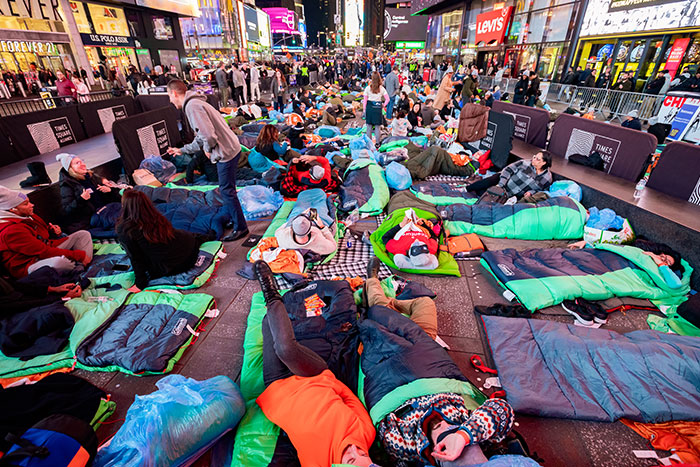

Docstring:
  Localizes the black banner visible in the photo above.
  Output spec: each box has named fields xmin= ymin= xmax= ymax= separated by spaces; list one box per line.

xmin=112 ymin=106 xmax=181 ymax=175
xmin=0 ymin=106 xmax=86 ymax=161
xmin=80 ymin=33 xmax=135 ymax=47
xmin=492 ymin=101 xmax=550 ymax=149
xmin=478 ymin=110 xmax=515 ymax=170
xmin=607 ymin=0 xmax=680 ymax=12
xmin=647 ymin=142 xmax=700 ymax=203
xmin=78 ymin=96 xmax=138 ymax=137
xmin=0 ymin=124 xmax=20 ymax=167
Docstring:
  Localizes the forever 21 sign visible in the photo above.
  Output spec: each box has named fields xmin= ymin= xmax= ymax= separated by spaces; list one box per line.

xmin=79 ymin=33 xmax=136 ymax=48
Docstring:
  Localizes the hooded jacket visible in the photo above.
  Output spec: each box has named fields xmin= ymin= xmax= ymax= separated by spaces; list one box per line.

xmin=58 ymin=169 xmax=119 ymax=231
xmin=0 ymin=212 xmax=86 ymax=278
xmin=181 ymin=91 xmax=241 ymax=163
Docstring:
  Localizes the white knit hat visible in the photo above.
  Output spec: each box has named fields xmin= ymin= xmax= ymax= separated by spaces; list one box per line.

xmin=0 ymin=186 xmax=27 ymax=210
xmin=56 ymin=153 xmax=76 ymax=171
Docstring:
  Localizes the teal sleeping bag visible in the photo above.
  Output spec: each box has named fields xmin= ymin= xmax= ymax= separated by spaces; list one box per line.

xmin=339 ymin=159 xmax=390 ymax=215
xmin=442 ymin=196 xmax=587 ymax=240
xmin=480 ymin=244 xmax=692 ymax=311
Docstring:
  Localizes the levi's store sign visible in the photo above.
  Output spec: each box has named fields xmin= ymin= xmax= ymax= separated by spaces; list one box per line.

xmin=475 ymin=7 xmax=512 ymax=46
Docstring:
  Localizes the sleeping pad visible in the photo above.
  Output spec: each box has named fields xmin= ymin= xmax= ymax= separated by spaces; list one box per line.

xmin=411 ymin=181 xmax=478 ymax=206
xmin=442 ymin=196 xmax=587 ymax=240
xmin=338 ymin=159 xmax=390 ymax=215
xmin=371 ymin=207 xmax=460 ymax=277
xmin=86 ymin=241 xmax=223 ymax=290
xmin=480 ymin=244 xmax=692 ymax=311
xmin=481 ymin=315 xmax=700 ymax=423
xmin=135 ymin=185 xmax=229 ymax=239
xmin=0 ymin=288 xmax=215 ymax=379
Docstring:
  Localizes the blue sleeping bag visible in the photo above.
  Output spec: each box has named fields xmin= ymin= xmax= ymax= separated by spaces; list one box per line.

xmin=481 ymin=315 xmax=700 ymax=423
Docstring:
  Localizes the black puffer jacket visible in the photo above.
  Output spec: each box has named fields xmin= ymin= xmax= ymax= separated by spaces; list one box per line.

xmin=58 ymin=169 xmax=119 ymax=231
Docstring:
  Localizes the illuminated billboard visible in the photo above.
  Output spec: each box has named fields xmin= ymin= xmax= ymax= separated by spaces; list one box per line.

xmin=383 ymin=7 xmax=429 ymax=42
xmin=257 ymin=9 xmax=271 ymax=47
xmin=264 ymin=7 xmax=298 ymax=34
xmin=344 ymin=0 xmax=364 ymax=47
xmin=580 ymin=0 xmax=700 ymax=36
xmin=135 ymin=0 xmax=199 ymax=17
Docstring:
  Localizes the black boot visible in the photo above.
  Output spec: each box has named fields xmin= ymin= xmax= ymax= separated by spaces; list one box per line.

xmin=366 ymin=256 xmax=381 ymax=280
xmin=253 ymin=260 xmax=281 ymax=304
xmin=19 ymin=162 xmax=51 ymax=188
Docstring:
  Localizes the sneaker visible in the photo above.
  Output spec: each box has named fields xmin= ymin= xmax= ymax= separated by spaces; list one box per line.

xmin=578 ymin=298 xmax=608 ymax=324
xmin=562 ymin=299 xmax=594 ymax=325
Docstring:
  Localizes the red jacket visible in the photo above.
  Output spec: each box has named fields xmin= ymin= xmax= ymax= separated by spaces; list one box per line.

xmin=386 ymin=229 xmax=438 ymax=256
xmin=0 ymin=214 xmax=86 ymax=278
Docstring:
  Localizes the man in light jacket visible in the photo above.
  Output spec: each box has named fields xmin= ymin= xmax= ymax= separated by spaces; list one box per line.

xmin=250 ymin=65 xmax=261 ymax=102
xmin=384 ymin=66 xmax=400 ymax=119
xmin=166 ymin=80 xmax=248 ymax=241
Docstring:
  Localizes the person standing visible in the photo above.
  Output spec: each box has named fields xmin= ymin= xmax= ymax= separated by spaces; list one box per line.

xmin=384 ymin=65 xmax=399 ymax=119
xmin=55 ymin=70 xmax=77 ymax=100
xmin=525 ymin=71 xmax=540 ymax=107
xmin=363 ymin=71 xmax=389 ymax=146
xmin=231 ymin=65 xmax=245 ymax=105
xmin=166 ymin=80 xmax=248 ymax=241
xmin=271 ymin=68 xmax=287 ymax=112
xmin=216 ymin=62 xmax=230 ymax=106
xmin=250 ymin=64 xmax=261 ymax=102
xmin=461 ymin=69 xmax=478 ymax=105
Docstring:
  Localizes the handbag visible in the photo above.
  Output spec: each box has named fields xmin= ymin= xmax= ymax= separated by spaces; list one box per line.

xmin=476 ymin=185 xmax=508 ymax=205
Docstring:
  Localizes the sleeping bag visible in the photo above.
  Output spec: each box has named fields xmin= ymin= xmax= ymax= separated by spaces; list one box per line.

xmin=86 ymin=241 xmax=223 ymax=290
xmin=481 ymin=315 xmax=700 ymax=423
xmin=441 ymin=196 xmax=587 ymax=240
xmin=338 ymin=159 xmax=390 ymax=215
xmin=411 ymin=181 xmax=478 ymax=206
xmin=480 ymin=244 xmax=692 ymax=311
xmin=401 ymin=146 xmax=475 ymax=180
xmin=371 ymin=207 xmax=460 ymax=277
xmin=135 ymin=185 xmax=229 ymax=239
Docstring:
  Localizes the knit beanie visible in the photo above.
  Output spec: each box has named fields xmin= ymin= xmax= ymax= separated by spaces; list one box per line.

xmin=0 ymin=186 xmax=27 ymax=210
xmin=56 ymin=153 xmax=76 ymax=171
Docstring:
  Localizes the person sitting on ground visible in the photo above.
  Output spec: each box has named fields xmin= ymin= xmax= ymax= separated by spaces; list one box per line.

xmin=408 ymin=102 xmax=423 ymax=128
xmin=363 ymin=256 xmax=437 ymax=338
xmin=396 ymin=91 xmax=411 ymax=115
xmin=253 ymin=260 xmax=378 ymax=467
xmin=280 ymin=155 xmax=341 ymax=198
xmin=255 ymin=124 xmax=292 ymax=163
xmin=57 ymin=153 xmax=121 ymax=233
xmin=299 ymin=89 xmax=314 ymax=109
xmin=482 ymin=91 xmax=494 ymax=108
xmin=288 ymin=121 xmax=306 ymax=150
xmin=254 ymin=260 xmax=516 ymax=467
xmin=116 ymin=189 xmax=208 ymax=292
xmin=439 ymin=99 xmax=457 ymax=120
xmin=1 ymin=273 xmax=82 ymax=314
xmin=0 ymin=186 xmax=92 ymax=279
xmin=421 ymin=99 xmax=436 ymax=127
xmin=568 ymin=238 xmax=684 ymax=288
xmin=185 ymin=151 xmax=218 ymax=184
xmin=621 ymin=110 xmax=642 ymax=131
xmin=466 ymin=152 xmax=553 ymax=199
xmin=389 ymin=109 xmax=412 ymax=137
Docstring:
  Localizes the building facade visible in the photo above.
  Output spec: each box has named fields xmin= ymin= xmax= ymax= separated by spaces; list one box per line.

xmin=573 ymin=0 xmax=700 ymax=91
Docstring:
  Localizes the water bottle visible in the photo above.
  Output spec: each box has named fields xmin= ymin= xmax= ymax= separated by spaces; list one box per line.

xmin=633 ymin=176 xmax=648 ymax=199
xmin=345 ymin=209 xmax=360 ymax=227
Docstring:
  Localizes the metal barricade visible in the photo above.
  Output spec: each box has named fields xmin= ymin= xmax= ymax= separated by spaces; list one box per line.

xmin=0 ymin=90 xmax=133 ymax=117
xmin=605 ymin=90 xmax=664 ymax=122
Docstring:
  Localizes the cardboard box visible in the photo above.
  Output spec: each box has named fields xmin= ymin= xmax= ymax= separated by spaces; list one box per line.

xmin=584 ymin=218 xmax=635 ymax=245
xmin=132 ymin=168 xmax=162 ymax=187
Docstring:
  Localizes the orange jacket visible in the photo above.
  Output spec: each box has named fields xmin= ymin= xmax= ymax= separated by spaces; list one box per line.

xmin=257 ymin=369 xmax=375 ymax=467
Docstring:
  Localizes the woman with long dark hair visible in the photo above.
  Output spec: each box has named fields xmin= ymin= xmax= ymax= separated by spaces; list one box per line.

xmin=116 ymin=190 xmax=204 ymax=292
xmin=271 ymin=68 xmax=287 ymax=112
xmin=363 ymin=71 xmax=389 ymax=145
xmin=255 ymin=124 xmax=291 ymax=162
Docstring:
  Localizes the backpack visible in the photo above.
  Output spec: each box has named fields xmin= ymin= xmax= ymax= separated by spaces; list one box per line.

xmin=476 ymin=185 xmax=508 ymax=205
xmin=1 ymin=414 xmax=97 ymax=467
xmin=568 ymin=151 xmax=604 ymax=171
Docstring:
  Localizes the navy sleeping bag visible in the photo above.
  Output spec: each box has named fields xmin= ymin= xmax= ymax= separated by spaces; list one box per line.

xmin=481 ymin=315 xmax=700 ymax=423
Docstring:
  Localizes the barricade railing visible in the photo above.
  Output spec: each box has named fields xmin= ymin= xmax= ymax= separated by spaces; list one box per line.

xmin=476 ymin=74 xmax=665 ymax=121
xmin=0 ymin=90 xmax=134 ymax=117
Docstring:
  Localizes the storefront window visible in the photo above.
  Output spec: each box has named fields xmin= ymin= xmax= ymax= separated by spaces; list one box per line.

xmin=0 ymin=16 xmax=65 ymax=33
xmin=87 ymin=4 xmax=130 ymax=36
xmin=546 ymin=4 xmax=574 ymax=42
xmin=70 ymin=1 xmax=92 ymax=33
xmin=527 ymin=11 xmax=548 ymax=43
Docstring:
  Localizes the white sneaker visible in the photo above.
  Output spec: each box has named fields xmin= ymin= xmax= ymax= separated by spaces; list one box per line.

xmin=505 ymin=196 xmax=517 ymax=205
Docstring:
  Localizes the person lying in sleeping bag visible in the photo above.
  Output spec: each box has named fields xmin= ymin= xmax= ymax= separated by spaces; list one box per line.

xmin=254 ymin=260 xmax=515 ymax=467
xmin=568 ymin=238 xmax=685 ymax=289
xmin=253 ymin=261 xmax=378 ymax=467
xmin=116 ymin=190 xmax=209 ymax=292
xmin=275 ymin=208 xmax=336 ymax=256
xmin=280 ymin=155 xmax=341 ymax=198
xmin=382 ymin=208 xmax=440 ymax=270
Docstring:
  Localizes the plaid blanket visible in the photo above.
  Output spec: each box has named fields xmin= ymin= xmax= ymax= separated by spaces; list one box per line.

xmin=424 ymin=174 xmax=472 ymax=183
